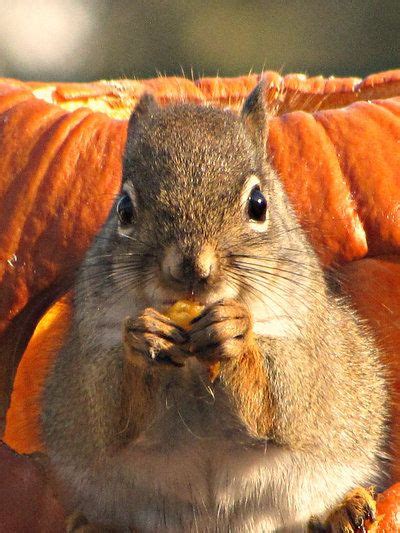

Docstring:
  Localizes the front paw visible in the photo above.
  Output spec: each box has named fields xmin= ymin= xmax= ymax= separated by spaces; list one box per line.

xmin=308 ymin=486 xmax=377 ymax=532
xmin=189 ymin=299 xmax=252 ymax=364
xmin=124 ymin=308 xmax=188 ymax=368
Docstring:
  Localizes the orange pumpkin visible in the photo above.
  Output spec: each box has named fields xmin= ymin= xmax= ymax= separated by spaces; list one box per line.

xmin=374 ymin=482 xmax=400 ymax=531
xmin=1 ymin=71 xmax=400 ymax=530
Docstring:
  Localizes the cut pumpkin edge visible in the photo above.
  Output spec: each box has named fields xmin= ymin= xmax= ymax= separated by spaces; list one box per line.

xmin=1 ymin=69 xmax=399 ymax=120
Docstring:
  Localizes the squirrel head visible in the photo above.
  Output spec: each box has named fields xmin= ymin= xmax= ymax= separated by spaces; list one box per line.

xmin=106 ymin=83 xmax=321 ymax=332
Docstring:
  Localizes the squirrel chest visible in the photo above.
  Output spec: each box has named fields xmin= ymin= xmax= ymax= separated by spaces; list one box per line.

xmin=79 ymin=306 xmax=368 ymax=532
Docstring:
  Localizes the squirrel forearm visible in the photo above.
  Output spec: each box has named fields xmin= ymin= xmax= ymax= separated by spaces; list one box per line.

xmin=219 ymin=336 xmax=273 ymax=438
xmin=120 ymin=359 xmax=161 ymax=441
xmin=43 ymin=340 xmax=163 ymax=463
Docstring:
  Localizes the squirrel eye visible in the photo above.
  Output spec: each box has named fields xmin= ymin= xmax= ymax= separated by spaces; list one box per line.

xmin=117 ymin=194 xmax=134 ymax=225
xmin=248 ymin=186 xmax=267 ymax=222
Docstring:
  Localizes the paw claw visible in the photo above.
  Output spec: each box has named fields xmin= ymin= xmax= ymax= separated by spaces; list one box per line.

xmin=315 ymin=486 xmax=377 ymax=533
xmin=124 ymin=309 xmax=189 ymax=368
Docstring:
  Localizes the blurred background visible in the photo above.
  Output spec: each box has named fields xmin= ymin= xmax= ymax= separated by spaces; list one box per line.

xmin=0 ymin=0 xmax=398 ymax=82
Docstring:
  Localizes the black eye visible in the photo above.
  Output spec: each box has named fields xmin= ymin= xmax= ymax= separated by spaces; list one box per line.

xmin=117 ymin=194 xmax=134 ymax=225
xmin=248 ymin=186 xmax=267 ymax=222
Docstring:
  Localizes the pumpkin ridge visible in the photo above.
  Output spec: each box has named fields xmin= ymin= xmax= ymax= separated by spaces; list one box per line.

xmin=0 ymin=107 xmax=93 ymax=331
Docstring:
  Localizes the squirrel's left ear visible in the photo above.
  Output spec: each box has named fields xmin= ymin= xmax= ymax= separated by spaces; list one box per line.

xmin=241 ymin=80 xmax=268 ymax=153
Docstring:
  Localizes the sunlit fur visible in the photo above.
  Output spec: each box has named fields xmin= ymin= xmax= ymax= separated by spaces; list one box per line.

xmin=42 ymin=88 xmax=389 ymax=531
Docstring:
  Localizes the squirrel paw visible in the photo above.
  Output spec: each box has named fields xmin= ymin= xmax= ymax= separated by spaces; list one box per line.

xmin=308 ymin=486 xmax=376 ymax=532
xmin=189 ymin=299 xmax=252 ymax=363
xmin=124 ymin=308 xmax=188 ymax=368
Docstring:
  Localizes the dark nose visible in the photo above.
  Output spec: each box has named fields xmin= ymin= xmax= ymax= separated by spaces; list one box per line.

xmin=162 ymin=244 xmax=217 ymax=286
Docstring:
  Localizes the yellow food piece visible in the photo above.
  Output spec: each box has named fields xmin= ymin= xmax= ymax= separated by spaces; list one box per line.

xmin=165 ymin=300 xmax=204 ymax=330
xmin=165 ymin=300 xmax=220 ymax=382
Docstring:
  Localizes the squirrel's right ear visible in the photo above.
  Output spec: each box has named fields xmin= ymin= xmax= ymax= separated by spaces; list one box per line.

xmin=124 ymin=94 xmax=158 ymax=179
xmin=127 ymin=93 xmax=159 ymax=138
xmin=241 ymin=80 xmax=268 ymax=153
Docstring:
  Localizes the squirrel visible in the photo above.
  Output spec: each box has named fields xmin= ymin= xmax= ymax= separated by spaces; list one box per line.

xmin=42 ymin=83 xmax=389 ymax=532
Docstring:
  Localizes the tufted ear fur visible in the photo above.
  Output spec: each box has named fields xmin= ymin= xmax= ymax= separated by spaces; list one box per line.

xmin=127 ymin=93 xmax=158 ymax=139
xmin=241 ymin=80 xmax=268 ymax=154
xmin=133 ymin=93 xmax=158 ymax=117
xmin=123 ymin=94 xmax=159 ymax=183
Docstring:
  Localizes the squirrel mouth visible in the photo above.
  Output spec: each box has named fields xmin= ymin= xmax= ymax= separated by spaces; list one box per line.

xmin=159 ymin=294 xmax=204 ymax=308
xmin=147 ymin=279 xmax=239 ymax=311
xmin=157 ymin=292 xmax=214 ymax=312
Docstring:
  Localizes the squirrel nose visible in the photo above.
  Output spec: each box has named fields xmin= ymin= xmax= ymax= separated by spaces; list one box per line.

xmin=162 ymin=244 xmax=217 ymax=285
xmin=182 ymin=251 xmax=214 ymax=281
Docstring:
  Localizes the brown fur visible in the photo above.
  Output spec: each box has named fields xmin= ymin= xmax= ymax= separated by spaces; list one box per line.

xmin=221 ymin=334 xmax=274 ymax=437
xmin=120 ymin=353 xmax=160 ymax=443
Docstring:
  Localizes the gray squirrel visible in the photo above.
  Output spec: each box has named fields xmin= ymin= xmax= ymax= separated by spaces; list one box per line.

xmin=42 ymin=83 xmax=389 ymax=532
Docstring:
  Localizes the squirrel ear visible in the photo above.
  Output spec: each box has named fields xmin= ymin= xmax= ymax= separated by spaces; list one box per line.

xmin=124 ymin=94 xmax=158 ymax=175
xmin=133 ymin=93 xmax=158 ymax=117
xmin=127 ymin=93 xmax=158 ymax=138
xmin=241 ymin=81 xmax=268 ymax=153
